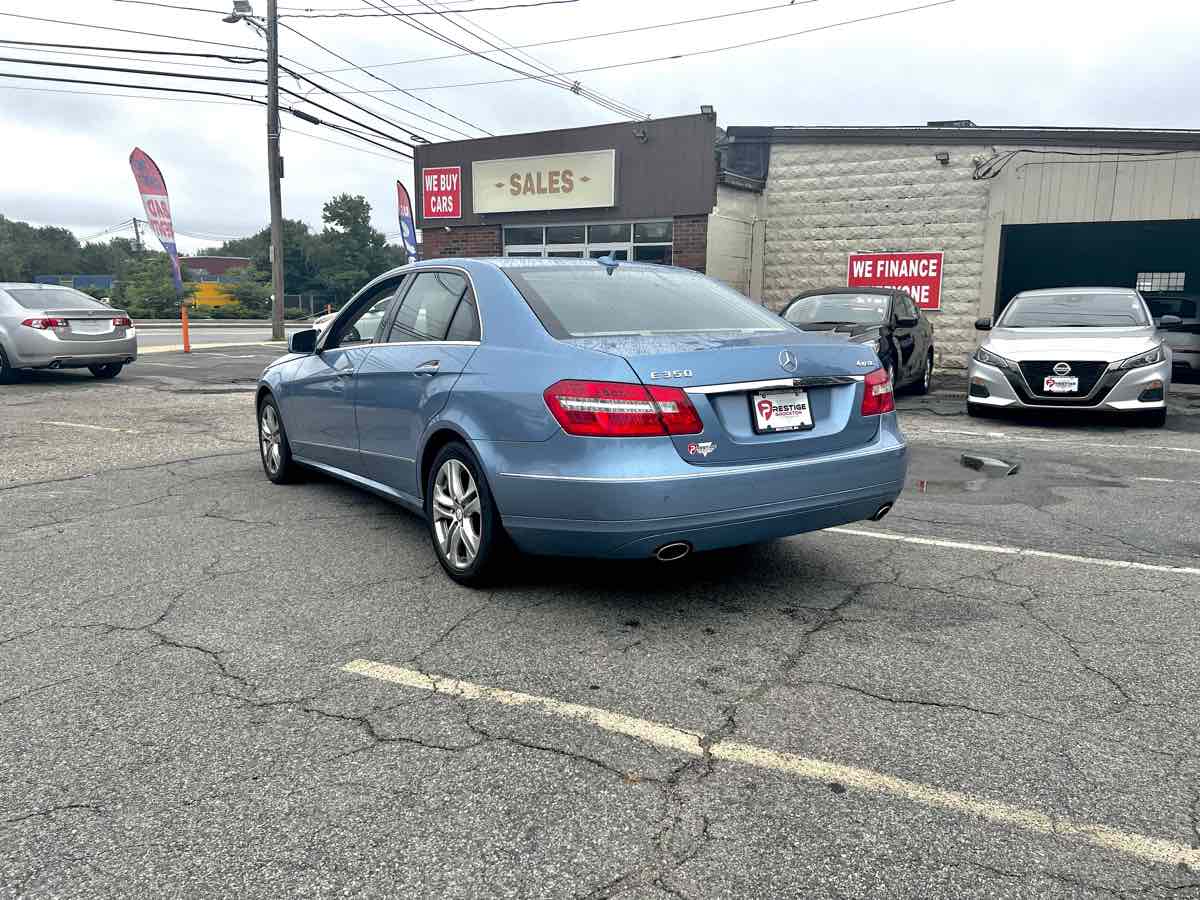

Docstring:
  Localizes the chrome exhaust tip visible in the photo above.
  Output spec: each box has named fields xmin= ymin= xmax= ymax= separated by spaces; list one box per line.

xmin=655 ymin=541 xmax=692 ymax=562
xmin=870 ymin=503 xmax=893 ymax=522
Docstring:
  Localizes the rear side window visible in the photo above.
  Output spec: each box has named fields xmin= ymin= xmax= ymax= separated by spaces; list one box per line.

xmin=504 ymin=265 xmax=788 ymax=338
xmin=5 ymin=288 xmax=110 ymax=309
xmin=446 ymin=296 xmax=481 ymax=342
xmin=388 ymin=272 xmax=466 ymax=342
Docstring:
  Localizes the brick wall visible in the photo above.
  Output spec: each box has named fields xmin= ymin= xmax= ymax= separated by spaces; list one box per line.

xmin=672 ymin=214 xmax=709 ymax=273
xmin=422 ymin=225 xmax=501 ymax=259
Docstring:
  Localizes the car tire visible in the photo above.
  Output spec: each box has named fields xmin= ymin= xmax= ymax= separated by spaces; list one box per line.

xmin=914 ymin=351 xmax=934 ymax=395
xmin=88 ymin=363 xmax=123 ymax=379
xmin=967 ymin=401 xmax=990 ymax=419
xmin=1139 ymin=408 xmax=1167 ymax=428
xmin=257 ymin=394 xmax=300 ymax=484
xmin=425 ymin=441 xmax=508 ymax=587
xmin=0 ymin=345 xmax=16 ymax=384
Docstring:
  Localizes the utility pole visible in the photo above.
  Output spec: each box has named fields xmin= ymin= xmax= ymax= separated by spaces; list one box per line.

xmin=132 ymin=217 xmax=143 ymax=253
xmin=265 ymin=0 xmax=285 ymax=342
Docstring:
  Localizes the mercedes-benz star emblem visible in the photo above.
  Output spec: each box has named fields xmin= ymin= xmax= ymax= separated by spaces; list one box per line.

xmin=1052 ymin=362 xmax=1072 ymax=376
xmin=778 ymin=350 xmax=798 ymax=373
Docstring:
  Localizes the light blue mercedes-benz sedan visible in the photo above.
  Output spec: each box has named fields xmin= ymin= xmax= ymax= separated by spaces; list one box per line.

xmin=256 ymin=258 xmax=908 ymax=584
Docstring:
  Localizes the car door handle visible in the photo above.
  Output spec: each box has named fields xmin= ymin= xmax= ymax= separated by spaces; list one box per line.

xmin=413 ymin=360 xmax=440 ymax=376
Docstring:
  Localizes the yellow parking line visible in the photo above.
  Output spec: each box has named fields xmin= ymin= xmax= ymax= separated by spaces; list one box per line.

xmin=342 ymin=659 xmax=1200 ymax=871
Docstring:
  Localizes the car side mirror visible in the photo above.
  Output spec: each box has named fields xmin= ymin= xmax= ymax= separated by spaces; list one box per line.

xmin=288 ymin=328 xmax=319 ymax=354
xmin=1158 ymin=314 xmax=1183 ymax=330
xmin=974 ymin=317 xmax=993 ymax=331
xmin=896 ymin=316 xmax=919 ymax=327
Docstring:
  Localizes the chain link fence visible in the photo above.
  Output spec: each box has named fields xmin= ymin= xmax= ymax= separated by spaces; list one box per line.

xmin=284 ymin=293 xmax=337 ymax=319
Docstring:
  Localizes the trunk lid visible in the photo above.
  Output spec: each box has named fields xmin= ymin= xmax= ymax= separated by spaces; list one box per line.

xmin=567 ymin=330 xmax=883 ymax=465
xmin=44 ymin=307 xmax=131 ymax=341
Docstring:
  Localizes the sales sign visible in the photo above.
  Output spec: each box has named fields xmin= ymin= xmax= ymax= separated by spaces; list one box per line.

xmin=472 ymin=149 xmax=615 ymax=215
xmin=847 ymin=251 xmax=944 ymax=310
xmin=421 ymin=166 xmax=461 ymax=219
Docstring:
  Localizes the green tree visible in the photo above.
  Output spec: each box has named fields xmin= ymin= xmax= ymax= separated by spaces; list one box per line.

xmin=119 ymin=254 xmax=194 ymax=318
xmin=311 ymin=194 xmax=405 ymax=301
xmin=224 ymin=266 xmax=272 ymax=315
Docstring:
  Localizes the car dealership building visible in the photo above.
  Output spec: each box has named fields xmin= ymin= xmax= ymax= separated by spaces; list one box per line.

xmin=414 ymin=116 xmax=1200 ymax=366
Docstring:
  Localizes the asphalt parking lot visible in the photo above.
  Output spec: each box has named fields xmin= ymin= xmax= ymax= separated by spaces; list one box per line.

xmin=3 ymin=347 xmax=1200 ymax=898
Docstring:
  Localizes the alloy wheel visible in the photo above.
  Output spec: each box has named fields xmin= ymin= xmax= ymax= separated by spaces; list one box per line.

xmin=432 ymin=458 xmax=482 ymax=569
xmin=260 ymin=403 xmax=282 ymax=475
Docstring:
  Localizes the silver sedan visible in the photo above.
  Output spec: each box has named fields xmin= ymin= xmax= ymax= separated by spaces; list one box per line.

xmin=0 ymin=283 xmax=138 ymax=382
xmin=967 ymin=287 xmax=1176 ymax=427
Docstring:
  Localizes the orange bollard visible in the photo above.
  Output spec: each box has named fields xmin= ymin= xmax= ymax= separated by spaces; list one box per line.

xmin=181 ymin=301 xmax=191 ymax=353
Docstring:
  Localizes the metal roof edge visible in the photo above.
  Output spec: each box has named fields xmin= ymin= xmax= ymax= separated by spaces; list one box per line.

xmin=724 ymin=125 xmax=1200 ymax=150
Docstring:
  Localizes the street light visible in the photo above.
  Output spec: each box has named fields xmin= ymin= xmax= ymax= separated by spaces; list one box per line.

xmin=222 ymin=0 xmax=285 ymax=342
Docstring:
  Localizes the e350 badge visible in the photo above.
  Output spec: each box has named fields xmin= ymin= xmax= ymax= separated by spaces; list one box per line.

xmin=687 ymin=441 xmax=716 ymax=457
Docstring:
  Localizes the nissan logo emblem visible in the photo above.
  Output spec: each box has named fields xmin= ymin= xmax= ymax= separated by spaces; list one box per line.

xmin=778 ymin=350 xmax=798 ymax=373
xmin=1052 ymin=362 xmax=1072 ymax=376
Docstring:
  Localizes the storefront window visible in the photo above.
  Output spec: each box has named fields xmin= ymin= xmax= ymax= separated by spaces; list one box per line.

xmin=503 ymin=220 xmax=673 ymax=262
xmin=546 ymin=225 xmax=585 ymax=244
xmin=634 ymin=222 xmax=672 ymax=243
xmin=588 ymin=223 xmax=631 ymax=243
xmin=503 ymin=226 xmax=544 ymax=246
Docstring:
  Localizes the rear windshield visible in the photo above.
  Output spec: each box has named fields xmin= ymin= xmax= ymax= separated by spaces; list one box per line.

xmin=999 ymin=292 xmax=1149 ymax=328
xmin=504 ymin=265 xmax=788 ymax=338
xmin=786 ymin=293 xmax=889 ymax=326
xmin=1146 ymin=296 xmax=1198 ymax=319
xmin=4 ymin=288 xmax=110 ymax=310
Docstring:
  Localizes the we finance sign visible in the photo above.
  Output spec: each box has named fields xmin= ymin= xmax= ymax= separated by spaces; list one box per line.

xmin=421 ymin=166 xmax=461 ymax=219
xmin=847 ymin=251 xmax=944 ymax=310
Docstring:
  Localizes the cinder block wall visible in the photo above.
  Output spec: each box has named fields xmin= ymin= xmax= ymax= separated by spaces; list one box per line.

xmin=761 ymin=143 xmax=995 ymax=368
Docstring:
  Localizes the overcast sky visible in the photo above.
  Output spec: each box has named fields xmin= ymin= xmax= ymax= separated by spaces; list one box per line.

xmin=1 ymin=0 xmax=1197 ymax=254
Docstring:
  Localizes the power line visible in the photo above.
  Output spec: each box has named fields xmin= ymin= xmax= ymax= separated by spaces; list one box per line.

xmin=0 ymin=54 xmax=418 ymax=148
xmin=361 ymin=0 xmax=644 ymax=120
xmin=277 ymin=19 xmax=491 ymax=136
xmin=283 ymin=124 xmax=411 ymax=161
xmin=0 ymin=11 xmax=265 ymax=53
xmin=280 ymin=0 xmax=582 ymax=15
xmin=311 ymin=0 xmax=819 ymax=74
xmin=344 ymin=0 xmax=958 ymax=94
xmin=413 ymin=0 xmax=647 ymax=119
xmin=0 ymin=84 xmax=261 ymax=105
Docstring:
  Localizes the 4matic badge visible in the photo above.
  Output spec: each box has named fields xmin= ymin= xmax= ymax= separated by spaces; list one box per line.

xmin=687 ymin=441 xmax=716 ymax=457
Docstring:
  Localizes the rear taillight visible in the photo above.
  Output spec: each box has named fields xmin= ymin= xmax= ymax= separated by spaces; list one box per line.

xmin=544 ymin=380 xmax=703 ymax=437
xmin=112 ymin=316 xmax=132 ymax=327
xmin=21 ymin=317 xmax=69 ymax=330
xmin=860 ymin=367 xmax=895 ymax=416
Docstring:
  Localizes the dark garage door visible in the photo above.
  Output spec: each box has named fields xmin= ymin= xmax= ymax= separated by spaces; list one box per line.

xmin=995 ymin=219 xmax=1200 ymax=314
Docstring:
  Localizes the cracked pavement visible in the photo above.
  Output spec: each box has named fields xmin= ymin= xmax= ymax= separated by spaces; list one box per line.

xmin=2 ymin=355 xmax=1199 ymax=898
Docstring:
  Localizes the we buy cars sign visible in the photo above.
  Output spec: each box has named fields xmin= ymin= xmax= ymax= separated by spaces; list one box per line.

xmin=847 ymin=251 xmax=944 ymax=310
xmin=421 ymin=166 xmax=462 ymax=219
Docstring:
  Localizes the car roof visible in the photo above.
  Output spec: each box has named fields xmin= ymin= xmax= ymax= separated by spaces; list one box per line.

xmin=0 ymin=282 xmax=73 ymax=290
xmin=788 ymin=286 xmax=908 ymax=302
xmin=1015 ymin=286 xmax=1139 ymax=297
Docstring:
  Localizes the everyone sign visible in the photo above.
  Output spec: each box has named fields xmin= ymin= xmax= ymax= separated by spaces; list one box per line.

xmin=847 ymin=251 xmax=944 ymax=310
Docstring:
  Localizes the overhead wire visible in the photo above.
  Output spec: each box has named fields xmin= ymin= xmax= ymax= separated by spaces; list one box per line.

xmin=360 ymin=0 xmax=644 ymax=119
xmin=340 ymin=0 xmax=958 ymax=94
xmin=279 ymin=0 xmax=582 ymax=15
xmin=0 ymin=84 xmax=262 ymax=105
xmin=308 ymin=0 xmax=819 ymax=74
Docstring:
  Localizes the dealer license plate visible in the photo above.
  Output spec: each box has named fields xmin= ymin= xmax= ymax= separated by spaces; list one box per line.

xmin=751 ymin=388 xmax=814 ymax=433
xmin=71 ymin=319 xmax=110 ymax=335
xmin=1043 ymin=376 xmax=1079 ymax=393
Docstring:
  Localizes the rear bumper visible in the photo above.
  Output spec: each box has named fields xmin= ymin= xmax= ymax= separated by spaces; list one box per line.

xmin=967 ymin=357 xmax=1171 ymax=411
xmin=9 ymin=331 xmax=138 ymax=369
xmin=477 ymin=415 xmax=907 ymax=559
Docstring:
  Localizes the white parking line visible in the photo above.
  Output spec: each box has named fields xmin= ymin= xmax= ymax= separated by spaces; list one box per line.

xmin=139 ymin=341 xmax=280 ymax=355
xmin=828 ymin=527 xmax=1200 ymax=576
xmin=36 ymin=420 xmax=132 ymax=434
xmin=342 ymin=659 xmax=1200 ymax=870
xmin=1135 ymin=476 xmax=1200 ymax=485
xmin=905 ymin=425 xmax=1200 ymax=456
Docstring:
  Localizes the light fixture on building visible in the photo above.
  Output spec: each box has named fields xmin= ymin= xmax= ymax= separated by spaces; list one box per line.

xmin=700 ymin=105 xmax=715 ymax=120
xmin=632 ymin=127 xmax=648 ymax=143
xmin=935 ymin=151 xmax=950 ymax=165
xmin=222 ymin=0 xmax=253 ymax=22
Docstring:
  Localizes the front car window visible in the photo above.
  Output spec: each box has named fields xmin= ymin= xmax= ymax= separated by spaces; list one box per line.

xmin=504 ymin=265 xmax=788 ymax=338
xmin=785 ymin=293 xmax=889 ymax=327
xmin=332 ymin=282 xmax=401 ymax=347
xmin=5 ymin=288 xmax=110 ymax=310
xmin=999 ymin=291 xmax=1150 ymax=328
